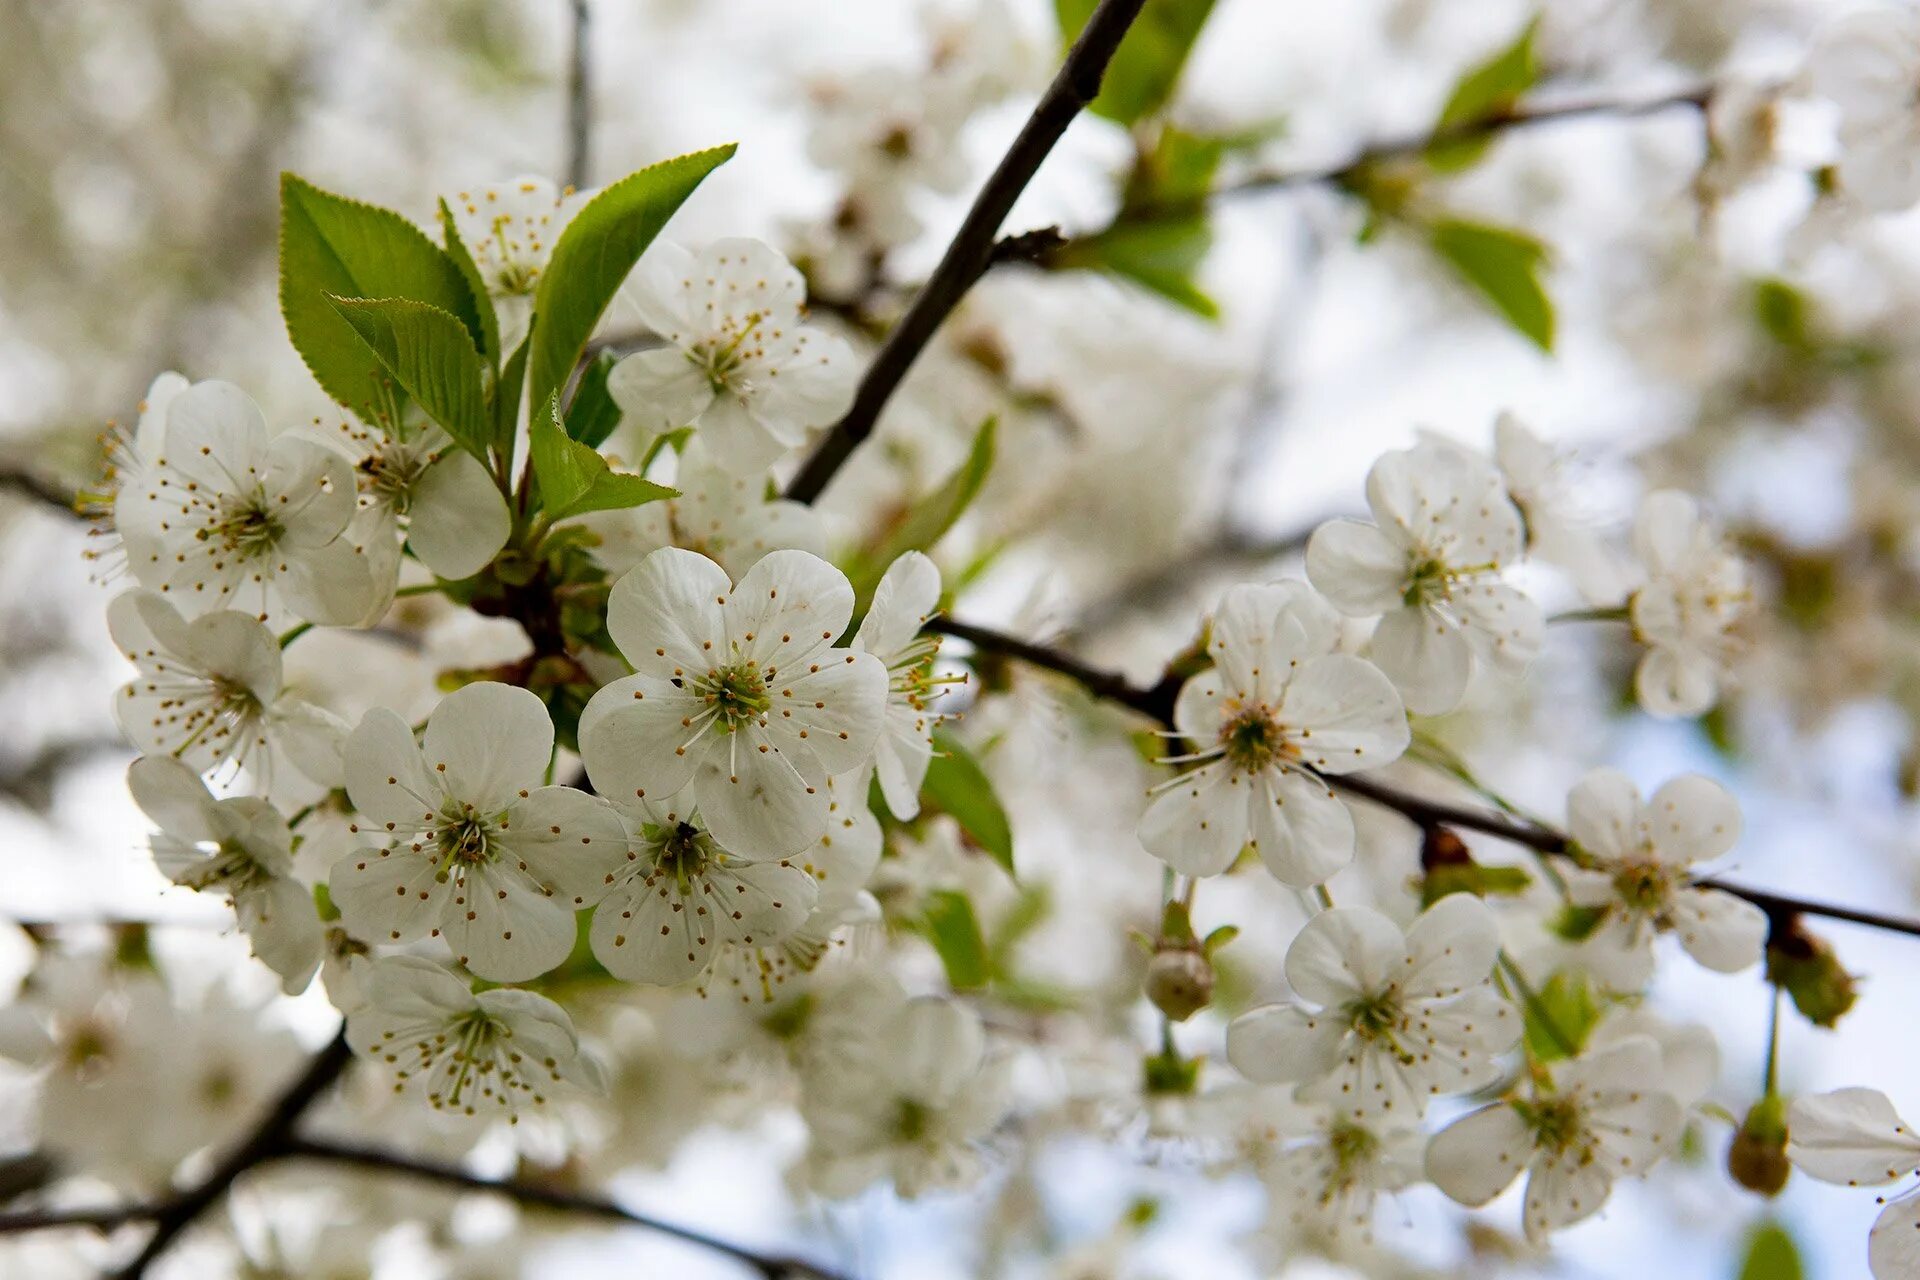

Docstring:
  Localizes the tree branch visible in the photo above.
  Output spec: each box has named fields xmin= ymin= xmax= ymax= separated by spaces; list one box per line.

xmin=565 ymin=0 xmax=593 ymax=190
xmin=0 ymin=465 xmax=80 ymax=518
xmin=279 ymin=1138 xmax=847 ymax=1279
xmin=932 ymin=616 xmax=1920 ymax=942
xmin=783 ymin=0 xmax=1151 ymax=504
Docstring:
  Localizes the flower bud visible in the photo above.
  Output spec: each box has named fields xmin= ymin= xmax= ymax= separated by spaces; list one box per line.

xmin=1765 ymin=919 xmax=1858 ymax=1029
xmin=1727 ymin=1095 xmax=1791 ymax=1197
xmin=1145 ymin=947 xmax=1214 ymax=1022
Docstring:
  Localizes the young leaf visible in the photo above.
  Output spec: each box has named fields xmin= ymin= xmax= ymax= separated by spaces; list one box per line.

xmin=923 ymin=728 xmax=1015 ymax=877
xmin=526 ymin=145 xmax=736 ymax=425
xmin=328 ymin=297 xmax=489 ymax=460
xmin=1056 ymin=216 xmax=1218 ymax=318
xmin=848 ymin=417 xmax=997 ymax=604
xmin=1428 ymin=218 xmax=1555 ymax=350
xmin=279 ymin=174 xmax=479 ymax=423
xmin=439 ymin=197 xmax=500 ymax=365
xmin=1519 ymin=971 xmax=1599 ymax=1062
xmin=1428 ymin=19 xmax=1540 ymax=172
xmin=1737 ymin=1222 xmax=1804 ymax=1280
xmin=1056 ymin=0 xmax=1217 ymax=126
xmin=494 ymin=335 xmax=529 ymax=460
xmin=922 ymin=889 xmax=991 ymax=991
xmin=530 ymin=394 xmax=675 ymax=523
xmin=565 ymin=348 xmax=624 ymax=448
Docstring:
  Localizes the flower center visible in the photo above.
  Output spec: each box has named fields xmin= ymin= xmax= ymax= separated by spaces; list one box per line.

xmin=1324 ymin=1118 xmax=1381 ymax=1192
xmin=204 ymin=493 xmax=283 ymax=558
xmin=655 ymin=820 xmax=713 ymax=891
xmin=701 ymin=662 xmax=771 ymax=731
xmin=1344 ymin=987 xmax=1405 ymax=1041
xmin=1519 ymin=1095 xmax=1589 ymax=1158
xmin=1219 ymin=704 xmax=1286 ymax=772
xmin=359 ymin=442 xmax=431 ymax=514
xmin=894 ymin=1098 xmax=932 ymax=1142
xmin=1402 ymin=555 xmax=1451 ymax=606
xmin=694 ymin=313 xmax=768 ymax=391
xmin=435 ymin=812 xmax=497 ymax=874
xmin=1611 ymin=859 xmax=1676 ymax=915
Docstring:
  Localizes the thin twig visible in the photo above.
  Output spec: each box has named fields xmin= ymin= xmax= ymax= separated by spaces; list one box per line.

xmin=0 ymin=1203 xmax=161 ymax=1233
xmin=783 ymin=0 xmax=1152 ymax=503
xmin=107 ymin=1032 xmax=354 ymax=1278
xmin=0 ymin=466 xmax=80 ymax=517
xmin=278 ymin=1138 xmax=847 ymax=1280
xmin=565 ymin=0 xmax=593 ymax=190
xmin=932 ymin=615 xmax=1920 ymax=942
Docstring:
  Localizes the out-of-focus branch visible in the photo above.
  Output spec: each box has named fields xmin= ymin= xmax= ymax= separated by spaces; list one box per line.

xmin=565 ymin=0 xmax=592 ymax=189
xmin=280 ymin=1138 xmax=848 ymax=1279
xmin=931 ymin=615 xmax=1920 ymax=942
xmin=783 ymin=0 xmax=1151 ymax=504
xmin=0 ymin=465 xmax=80 ymax=518
xmin=1064 ymin=522 xmax=1326 ymax=638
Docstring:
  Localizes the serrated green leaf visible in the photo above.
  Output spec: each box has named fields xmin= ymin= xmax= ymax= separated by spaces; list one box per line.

xmin=1429 ymin=218 xmax=1554 ymax=350
xmin=848 ymin=417 xmax=997 ymax=605
xmin=1057 ymin=217 xmax=1218 ymax=318
xmin=922 ymin=890 xmax=991 ymax=991
xmin=439 ymin=197 xmax=500 ymax=365
xmin=566 ymin=348 xmax=623 ymax=447
xmin=279 ymin=173 xmax=479 ymax=424
xmin=530 ymin=393 xmax=675 ymax=523
xmin=526 ymin=145 xmax=735 ymax=426
xmin=328 ymin=297 xmax=490 ymax=460
xmin=1056 ymin=0 xmax=1217 ymax=126
xmin=923 ymin=728 xmax=1014 ymax=876
xmin=1737 ymin=1221 xmax=1804 ymax=1280
xmin=1428 ymin=19 xmax=1539 ymax=172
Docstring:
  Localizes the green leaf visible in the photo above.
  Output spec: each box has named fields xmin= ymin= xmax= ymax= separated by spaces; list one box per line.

xmin=1429 ymin=218 xmax=1555 ymax=350
xmin=328 ymin=297 xmax=489 ymax=460
xmin=1056 ymin=217 xmax=1218 ymax=318
xmin=922 ymin=890 xmax=990 ymax=991
xmin=526 ymin=145 xmax=735 ymax=426
xmin=1737 ymin=1222 xmax=1804 ymax=1280
xmin=1520 ymin=971 xmax=1599 ymax=1062
xmin=529 ymin=393 xmax=676 ymax=523
xmin=1056 ymin=0 xmax=1217 ymax=126
xmin=1428 ymin=19 xmax=1539 ymax=172
xmin=279 ymin=173 xmax=479 ymax=424
xmin=565 ymin=348 xmax=624 ymax=448
xmin=922 ymin=728 xmax=1015 ymax=876
xmin=439 ymin=197 xmax=500 ymax=365
xmin=494 ymin=335 xmax=529 ymax=459
xmin=848 ymin=417 xmax=997 ymax=604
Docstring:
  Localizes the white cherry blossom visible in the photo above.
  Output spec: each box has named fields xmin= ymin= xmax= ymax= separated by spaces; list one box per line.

xmin=1230 ymin=1090 xmax=1425 ymax=1246
xmin=1307 ymin=440 xmax=1542 ymax=714
xmin=1137 ymin=581 xmax=1409 ymax=886
xmin=853 ymin=551 xmax=945 ymax=820
xmin=446 ymin=175 xmax=586 ymax=346
xmin=608 ymin=239 xmax=857 ymax=472
xmin=1788 ymin=1088 xmax=1920 ymax=1279
xmin=577 ymin=547 xmax=887 ymax=858
xmin=346 ymin=954 xmax=602 ymax=1120
xmin=1226 ymin=894 xmax=1516 ymax=1120
xmin=1560 ymin=768 xmax=1764 ymax=988
xmin=108 ymin=588 xmax=348 ymax=786
xmin=115 ymin=379 xmax=375 ymax=625
xmin=128 ymin=755 xmax=323 ymax=993
xmin=1490 ymin=414 xmax=1629 ymax=604
xmin=1629 ymin=489 xmax=1751 ymax=718
xmin=82 ymin=370 xmax=188 ymax=581
xmin=1427 ymin=1036 xmax=1683 ymax=1241
xmin=324 ymin=417 xmax=510 ymax=588
xmin=1806 ymin=10 xmax=1920 ymax=213
xmin=329 ymin=681 xmax=626 ymax=982
xmin=585 ymin=792 xmax=819 ymax=987
xmin=580 ymin=438 xmax=823 ymax=580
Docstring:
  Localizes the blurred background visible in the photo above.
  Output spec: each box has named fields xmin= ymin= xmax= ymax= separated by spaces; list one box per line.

xmin=4 ymin=0 xmax=1918 ymax=1276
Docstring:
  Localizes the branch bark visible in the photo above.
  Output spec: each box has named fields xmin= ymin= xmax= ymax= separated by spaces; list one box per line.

xmin=783 ymin=0 xmax=1151 ymax=504
xmin=932 ymin=615 xmax=1920 ymax=942
xmin=565 ymin=0 xmax=593 ymax=190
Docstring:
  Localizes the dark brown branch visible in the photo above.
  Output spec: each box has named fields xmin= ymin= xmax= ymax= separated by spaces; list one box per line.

xmin=0 ymin=465 xmax=80 ymax=517
xmin=1215 ymin=86 xmax=1712 ymax=202
xmin=933 ymin=616 xmax=1920 ymax=942
xmin=783 ymin=0 xmax=1151 ymax=504
xmin=107 ymin=1031 xmax=355 ymax=1278
xmin=279 ymin=1137 xmax=846 ymax=1279
xmin=0 ymin=1202 xmax=161 ymax=1233
xmin=565 ymin=0 xmax=592 ymax=190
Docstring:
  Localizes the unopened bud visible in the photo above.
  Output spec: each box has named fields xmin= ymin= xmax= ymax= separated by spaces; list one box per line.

xmin=1727 ymin=1095 xmax=1791 ymax=1197
xmin=1765 ymin=919 xmax=1859 ymax=1029
xmin=1419 ymin=826 xmax=1531 ymax=907
xmin=1145 ymin=947 xmax=1214 ymax=1022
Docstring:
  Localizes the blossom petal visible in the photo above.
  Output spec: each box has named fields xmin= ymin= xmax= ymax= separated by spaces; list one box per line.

xmin=727 ymin=549 xmax=856 ymax=674
xmin=276 ymin=538 xmax=376 ymax=628
xmin=1871 ymin=1194 xmax=1920 ymax=1280
xmin=1789 ymin=1089 xmax=1920 ymax=1186
xmin=1277 ymin=653 xmax=1409 ymax=775
xmin=1137 ymin=761 xmax=1247 ymax=876
xmin=1367 ymin=605 xmax=1471 ymax=716
xmin=1209 ymin=581 xmax=1342 ymax=702
xmin=1284 ymin=906 xmax=1404 ymax=1005
xmin=441 ymin=861 xmax=577 ymax=983
xmin=1402 ymin=892 xmax=1501 ymax=997
xmin=693 ymin=723 xmax=831 ymax=858
xmin=1248 ymin=768 xmax=1354 ymax=887
xmin=1225 ymin=1003 xmax=1345 ymax=1085
xmin=1645 ymin=774 xmax=1740 ymax=866
xmin=1567 ymin=767 xmax=1644 ymax=863
xmin=422 ymin=682 xmax=553 ymax=812
xmin=344 ymin=707 xmax=439 ymax=829
xmin=1669 ymin=887 xmax=1765 ymax=973
xmin=1306 ymin=519 xmax=1407 ymax=616
xmin=578 ymin=674 xmax=711 ymax=805
xmin=608 ymin=346 xmax=717 ymax=434
xmin=765 ymin=651 xmax=887 ymax=775
xmin=1426 ymin=1102 xmax=1532 ymax=1206
xmin=408 ymin=450 xmax=511 ymax=580
xmin=1635 ymin=646 xmax=1719 ymax=718
xmin=607 ymin=546 xmax=730 ymax=680
xmin=1523 ymin=1148 xmax=1616 ymax=1238
xmin=855 ymin=552 xmax=940 ymax=660
xmin=328 ymin=847 xmax=443 ymax=946
xmin=501 ymin=786 xmax=630 ymax=909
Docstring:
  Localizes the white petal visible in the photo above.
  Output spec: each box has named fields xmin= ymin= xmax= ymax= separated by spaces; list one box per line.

xmin=160 ymin=380 xmax=268 ymax=489
xmin=1306 ymin=519 xmax=1407 ymax=616
xmin=1208 ymin=581 xmax=1343 ymax=702
xmin=276 ymin=538 xmax=376 ymax=627
xmin=1587 ymin=1089 xmax=1682 ymax=1177
xmin=1631 ymin=490 xmax=1702 ymax=575
xmin=1523 ymin=1148 xmax=1616 ymax=1238
xmin=1401 ymin=892 xmax=1500 ymax=997
xmin=1669 ymin=888 xmax=1765 ymax=973
xmin=1635 ymin=646 xmax=1720 ymax=718
xmin=765 ymin=651 xmax=888 ymax=775
xmin=127 ymin=755 xmax=220 ymax=843
xmin=440 ymin=860 xmax=577 ymax=983
xmin=762 ymin=328 xmax=858 ymax=425
xmin=692 ymin=726 xmax=830 ymax=858
xmin=1566 ymin=767 xmax=1644 ymax=863
xmin=855 ymin=551 xmax=941 ymax=660
xmin=501 ymin=786 xmax=631 ymax=909
xmin=408 ymin=450 xmax=511 ymax=580
xmin=329 ymin=847 xmax=444 ymax=946
xmin=1137 ymin=761 xmax=1248 ymax=876
xmin=578 ymin=674 xmax=711 ymax=805
xmin=608 ymin=346 xmax=717 ymax=434
xmin=1645 ymin=773 xmax=1740 ymax=866
xmin=236 ymin=877 xmax=325 ymax=994
xmin=1276 ymin=653 xmax=1409 ymax=775
xmin=1789 ymin=1089 xmax=1920 ymax=1186
xmin=1367 ymin=605 xmax=1472 ymax=716
xmin=1285 ymin=906 xmax=1405 ymax=1005
xmin=1225 ymin=1003 xmax=1345 ymax=1084
xmin=727 ymin=549 xmax=856 ymax=673
xmin=1453 ymin=580 xmax=1543 ymax=675
xmin=890 ymin=998 xmax=985 ymax=1106
xmin=422 ymin=682 xmax=553 ymax=811
xmin=606 ymin=546 xmax=730 ymax=679
xmin=1249 ymin=768 xmax=1354 ymax=887
xmin=1426 ymin=1103 xmax=1532 ymax=1206
xmin=696 ymin=391 xmax=788 ymax=474
xmin=343 ymin=707 xmax=438 ymax=829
